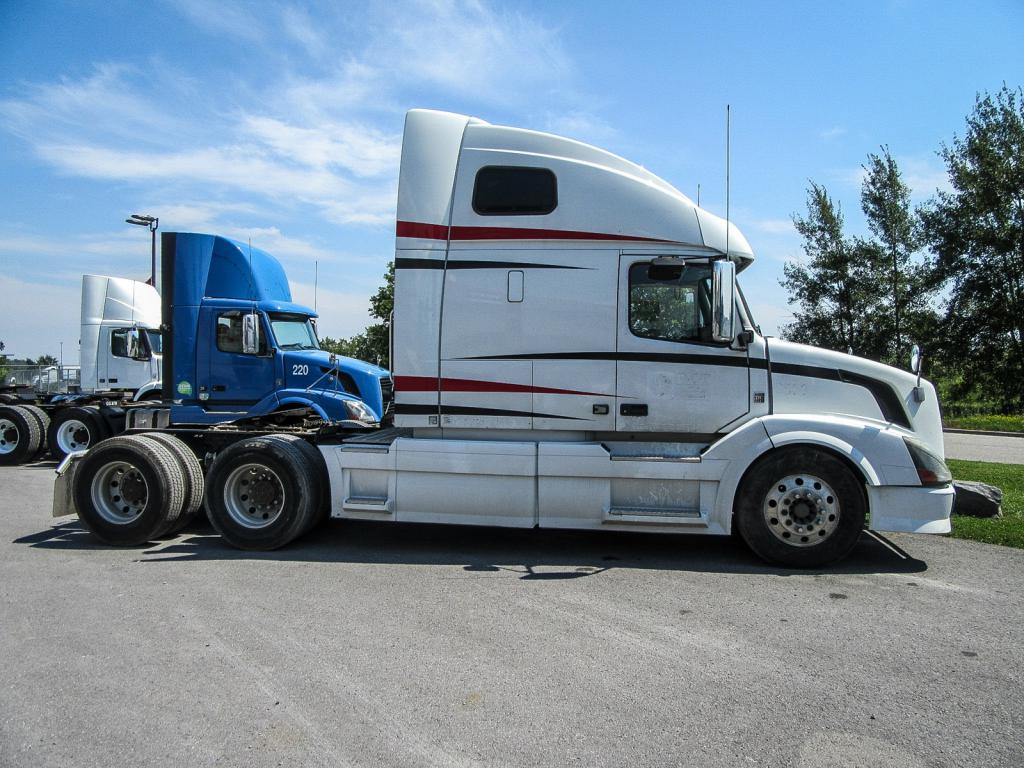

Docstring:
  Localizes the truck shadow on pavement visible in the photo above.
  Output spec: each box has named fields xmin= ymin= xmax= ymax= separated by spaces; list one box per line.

xmin=15 ymin=518 xmax=928 ymax=577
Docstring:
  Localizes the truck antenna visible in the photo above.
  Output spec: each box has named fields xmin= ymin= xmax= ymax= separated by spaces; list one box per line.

xmin=697 ymin=183 xmax=701 ymax=207
xmin=725 ymin=104 xmax=731 ymax=261
xmin=314 ymin=260 xmax=319 ymax=313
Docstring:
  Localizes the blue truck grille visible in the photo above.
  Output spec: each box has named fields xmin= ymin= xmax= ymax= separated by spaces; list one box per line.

xmin=380 ymin=376 xmax=394 ymax=422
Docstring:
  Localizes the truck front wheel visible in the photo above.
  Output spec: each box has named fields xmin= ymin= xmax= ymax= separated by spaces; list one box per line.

xmin=734 ymin=447 xmax=866 ymax=568
xmin=204 ymin=436 xmax=321 ymax=550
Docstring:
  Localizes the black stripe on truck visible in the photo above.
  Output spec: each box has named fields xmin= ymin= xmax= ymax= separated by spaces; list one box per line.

xmin=452 ymin=352 xmax=911 ymax=428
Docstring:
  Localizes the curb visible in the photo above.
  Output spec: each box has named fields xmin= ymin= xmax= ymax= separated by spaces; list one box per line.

xmin=943 ymin=428 xmax=1024 ymax=439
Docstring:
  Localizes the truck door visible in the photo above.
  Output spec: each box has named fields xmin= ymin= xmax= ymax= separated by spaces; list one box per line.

xmin=105 ymin=327 xmax=138 ymax=390
xmin=615 ymin=255 xmax=750 ymax=437
xmin=200 ymin=308 xmax=276 ymax=408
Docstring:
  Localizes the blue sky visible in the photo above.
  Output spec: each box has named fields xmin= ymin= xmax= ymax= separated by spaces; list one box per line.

xmin=1 ymin=0 xmax=1021 ymax=363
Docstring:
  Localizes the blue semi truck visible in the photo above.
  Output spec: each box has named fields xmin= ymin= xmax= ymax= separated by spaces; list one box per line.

xmin=0 ymin=232 xmax=391 ymax=465
xmin=157 ymin=231 xmax=391 ymax=427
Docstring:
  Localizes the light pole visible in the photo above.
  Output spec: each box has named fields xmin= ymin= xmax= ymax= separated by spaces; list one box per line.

xmin=126 ymin=213 xmax=159 ymax=287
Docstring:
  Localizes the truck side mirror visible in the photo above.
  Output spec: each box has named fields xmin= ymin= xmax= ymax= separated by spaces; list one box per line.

xmin=242 ymin=313 xmax=261 ymax=355
xmin=910 ymin=344 xmax=922 ymax=375
xmin=711 ymin=259 xmax=736 ymax=343
xmin=127 ymin=328 xmax=147 ymax=360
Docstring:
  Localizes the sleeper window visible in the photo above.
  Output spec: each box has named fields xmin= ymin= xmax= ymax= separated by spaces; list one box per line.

xmin=472 ymin=166 xmax=557 ymax=215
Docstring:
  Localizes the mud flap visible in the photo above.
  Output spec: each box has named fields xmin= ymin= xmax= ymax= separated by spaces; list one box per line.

xmin=52 ymin=451 xmax=86 ymax=518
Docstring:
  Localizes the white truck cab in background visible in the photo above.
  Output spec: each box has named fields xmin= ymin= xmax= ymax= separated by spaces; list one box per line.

xmin=79 ymin=274 xmax=162 ymax=400
xmin=320 ymin=109 xmax=953 ymax=567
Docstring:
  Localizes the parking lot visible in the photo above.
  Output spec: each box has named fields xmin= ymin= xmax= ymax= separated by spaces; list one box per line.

xmin=2 ymin=461 xmax=1022 ymax=768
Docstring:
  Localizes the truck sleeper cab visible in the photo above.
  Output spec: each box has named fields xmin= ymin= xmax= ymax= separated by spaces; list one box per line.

xmin=58 ymin=110 xmax=953 ymax=568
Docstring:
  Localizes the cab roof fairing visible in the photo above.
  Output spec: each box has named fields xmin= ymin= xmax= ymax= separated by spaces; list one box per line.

xmin=395 ymin=109 xmax=756 ymax=269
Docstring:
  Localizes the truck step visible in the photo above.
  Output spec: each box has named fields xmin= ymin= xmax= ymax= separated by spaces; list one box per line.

xmin=604 ymin=505 xmax=705 ymax=525
xmin=343 ymin=496 xmax=393 ymax=512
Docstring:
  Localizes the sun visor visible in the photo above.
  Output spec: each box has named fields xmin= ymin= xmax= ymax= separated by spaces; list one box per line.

xmin=695 ymin=207 xmax=755 ymax=269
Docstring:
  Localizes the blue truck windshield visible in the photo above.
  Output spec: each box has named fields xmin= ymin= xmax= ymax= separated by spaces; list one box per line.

xmin=269 ymin=313 xmax=320 ymax=350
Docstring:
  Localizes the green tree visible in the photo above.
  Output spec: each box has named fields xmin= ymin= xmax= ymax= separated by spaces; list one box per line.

xmin=920 ymin=85 xmax=1024 ymax=411
xmin=35 ymin=354 xmax=58 ymax=366
xmin=320 ymin=262 xmax=394 ymax=368
xmin=860 ymin=147 xmax=940 ymax=365
xmin=781 ymin=183 xmax=889 ymax=358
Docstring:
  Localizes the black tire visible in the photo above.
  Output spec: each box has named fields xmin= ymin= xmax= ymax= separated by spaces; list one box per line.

xmin=0 ymin=406 xmax=42 ymax=465
xmin=47 ymin=406 xmax=110 ymax=461
xmin=0 ymin=394 xmax=20 ymax=404
xmin=139 ymin=432 xmax=205 ymax=532
xmin=734 ymin=447 xmax=867 ymax=568
xmin=73 ymin=435 xmax=187 ymax=546
xmin=204 ymin=435 xmax=320 ymax=550
xmin=18 ymin=404 xmax=51 ymax=457
xmin=270 ymin=434 xmax=330 ymax=533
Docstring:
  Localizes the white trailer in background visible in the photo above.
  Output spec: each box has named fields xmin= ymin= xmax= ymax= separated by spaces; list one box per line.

xmin=57 ymin=109 xmax=954 ymax=567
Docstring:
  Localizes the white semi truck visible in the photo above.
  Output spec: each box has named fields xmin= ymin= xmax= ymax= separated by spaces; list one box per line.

xmin=53 ymin=109 xmax=953 ymax=566
xmin=0 ymin=275 xmax=162 ymax=464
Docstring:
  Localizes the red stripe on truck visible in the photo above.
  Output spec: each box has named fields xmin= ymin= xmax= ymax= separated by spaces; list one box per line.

xmin=396 ymin=220 xmax=673 ymax=244
xmin=394 ymin=375 xmax=611 ymax=397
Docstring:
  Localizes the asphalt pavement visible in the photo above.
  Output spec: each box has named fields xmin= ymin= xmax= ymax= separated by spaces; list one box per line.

xmin=943 ymin=430 xmax=1024 ymax=464
xmin=2 ymin=462 xmax=1022 ymax=768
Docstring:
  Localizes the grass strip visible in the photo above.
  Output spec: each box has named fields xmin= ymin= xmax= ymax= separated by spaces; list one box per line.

xmin=947 ymin=458 xmax=1024 ymax=549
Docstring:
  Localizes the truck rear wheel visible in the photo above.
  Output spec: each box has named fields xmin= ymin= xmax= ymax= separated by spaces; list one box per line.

xmin=734 ymin=447 xmax=866 ymax=568
xmin=73 ymin=435 xmax=186 ymax=546
xmin=266 ymin=433 xmax=330 ymax=533
xmin=0 ymin=406 xmax=42 ymax=465
xmin=48 ymin=406 xmax=109 ymax=461
xmin=18 ymin=404 xmax=51 ymax=459
xmin=139 ymin=432 xmax=205 ymax=532
xmin=204 ymin=435 xmax=320 ymax=550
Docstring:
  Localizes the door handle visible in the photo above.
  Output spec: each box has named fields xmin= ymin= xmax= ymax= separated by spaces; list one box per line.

xmin=212 ymin=385 xmax=226 ymax=392
xmin=620 ymin=404 xmax=648 ymax=416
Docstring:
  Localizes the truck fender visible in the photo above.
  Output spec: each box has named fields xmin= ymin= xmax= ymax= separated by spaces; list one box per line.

xmin=762 ymin=430 xmax=881 ymax=486
xmin=275 ymin=396 xmax=329 ymax=421
xmin=132 ymin=382 xmax=162 ymax=402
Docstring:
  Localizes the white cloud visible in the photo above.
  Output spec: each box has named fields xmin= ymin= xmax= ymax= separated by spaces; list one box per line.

xmin=290 ymin=280 xmax=374 ymax=339
xmin=819 ymin=126 xmax=846 ymax=140
xmin=167 ymin=0 xmax=267 ymax=42
xmin=750 ymin=218 xmax=795 ymax=236
xmin=240 ymin=115 xmax=400 ymax=178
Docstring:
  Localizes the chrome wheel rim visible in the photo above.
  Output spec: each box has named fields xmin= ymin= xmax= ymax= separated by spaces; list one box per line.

xmin=763 ymin=473 xmax=840 ymax=547
xmin=57 ymin=419 xmax=92 ymax=454
xmin=90 ymin=461 xmax=149 ymax=525
xmin=223 ymin=463 xmax=286 ymax=530
xmin=0 ymin=418 xmax=19 ymax=455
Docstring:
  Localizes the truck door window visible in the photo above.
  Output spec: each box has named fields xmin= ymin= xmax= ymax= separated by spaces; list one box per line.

xmin=110 ymin=329 xmax=130 ymax=357
xmin=629 ymin=262 xmax=714 ymax=343
xmin=217 ymin=312 xmax=266 ymax=355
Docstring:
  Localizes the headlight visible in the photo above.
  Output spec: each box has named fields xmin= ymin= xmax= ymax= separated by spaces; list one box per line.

xmin=903 ymin=437 xmax=952 ymax=487
xmin=344 ymin=399 xmax=377 ymax=423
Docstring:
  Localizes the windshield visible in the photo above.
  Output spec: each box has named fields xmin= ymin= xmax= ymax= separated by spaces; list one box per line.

xmin=269 ymin=312 xmax=320 ymax=350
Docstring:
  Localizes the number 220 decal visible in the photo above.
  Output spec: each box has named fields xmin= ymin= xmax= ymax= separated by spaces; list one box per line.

xmin=292 ymin=364 xmax=309 ymax=376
